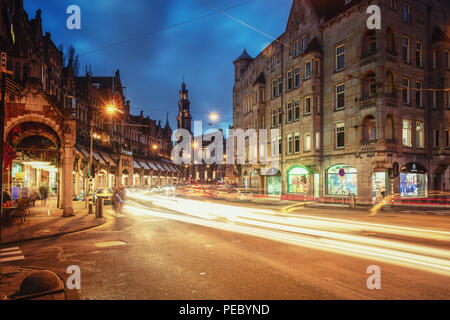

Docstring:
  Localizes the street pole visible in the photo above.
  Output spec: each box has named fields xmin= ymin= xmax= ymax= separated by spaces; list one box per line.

xmin=0 ymin=72 xmax=5 ymax=243
xmin=88 ymin=120 xmax=94 ymax=214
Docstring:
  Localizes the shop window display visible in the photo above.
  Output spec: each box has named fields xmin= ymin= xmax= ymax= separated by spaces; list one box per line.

xmin=326 ymin=165 xmax=358 ymax=195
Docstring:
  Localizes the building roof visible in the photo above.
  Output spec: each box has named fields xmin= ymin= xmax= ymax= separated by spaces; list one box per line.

xmin=233 ymin=49 xmax=253 ymax=63
xmin=304 ymin=37 xmax=322 ymax=54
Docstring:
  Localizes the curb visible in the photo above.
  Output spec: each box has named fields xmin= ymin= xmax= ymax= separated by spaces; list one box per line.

xmin=0 ymin=216 xmax=108 ymax=246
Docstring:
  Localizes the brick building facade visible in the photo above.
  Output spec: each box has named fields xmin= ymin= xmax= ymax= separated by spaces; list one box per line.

xmin=233 ymin=0 xmax=450 ymax=203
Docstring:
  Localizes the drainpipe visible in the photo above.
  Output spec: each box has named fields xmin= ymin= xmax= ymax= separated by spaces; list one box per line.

xmin=320 ymin=30 xmax=325 ymax=200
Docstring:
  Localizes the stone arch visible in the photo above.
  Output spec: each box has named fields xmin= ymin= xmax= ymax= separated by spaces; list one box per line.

xmin=5 ymin=115 xmax=63 ymax=145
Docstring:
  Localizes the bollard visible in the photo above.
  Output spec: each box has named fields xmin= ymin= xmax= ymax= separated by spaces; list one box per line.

xmin=349 ymin=193 xmax=356 ymax=208
xmin=96 ymin=197 xmax=103 ymax=218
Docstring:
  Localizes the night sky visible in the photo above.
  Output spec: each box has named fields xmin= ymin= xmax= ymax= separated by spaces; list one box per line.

xmin=24 ymin=0 xmax=292 ymax=132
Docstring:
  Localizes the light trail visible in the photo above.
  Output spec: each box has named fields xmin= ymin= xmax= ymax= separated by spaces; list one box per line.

xmin=123 ymin=192 xmax=450 ymax=277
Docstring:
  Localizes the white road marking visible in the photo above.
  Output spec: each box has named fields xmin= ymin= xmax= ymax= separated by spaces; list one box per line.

xmin=0 ymin=246 xmax=25 ymax=262
xmin=0 ymin=247 xmax=20 ymax=252
xmin=0 ymin=255 xmax=25 ymax=262
xmin=0 ymin=250 xmax=22 ymax=256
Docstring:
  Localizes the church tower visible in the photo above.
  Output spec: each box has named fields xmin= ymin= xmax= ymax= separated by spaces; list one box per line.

xmin=177 ymin=79 xmax=192 ymax=133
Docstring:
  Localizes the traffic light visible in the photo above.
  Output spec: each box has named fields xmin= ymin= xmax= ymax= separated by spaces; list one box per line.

xmin=393 ymin=162 xmax=399 ymax=178
xmin=1 ymin=52 xmax=6 ymax=72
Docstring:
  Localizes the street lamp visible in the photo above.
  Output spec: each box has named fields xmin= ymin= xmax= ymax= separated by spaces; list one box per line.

xmin=87 ymin=119 xmax=94 ymax=214
xmin=209 ymin=112 xmax=219 ymax=122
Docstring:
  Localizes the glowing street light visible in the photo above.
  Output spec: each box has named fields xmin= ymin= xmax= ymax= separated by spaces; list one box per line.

xmin=152 ymin=144 xmax=159 ymax=151
xmin=209 ymin=112 xmax=219 ymax=122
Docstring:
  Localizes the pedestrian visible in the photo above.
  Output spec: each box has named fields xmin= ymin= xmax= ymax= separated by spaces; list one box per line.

xmin=112 ymin=187 xmax=123 ymax=215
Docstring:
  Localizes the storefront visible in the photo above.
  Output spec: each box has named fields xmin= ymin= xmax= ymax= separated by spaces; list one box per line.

xmin=326 ymin=164 xmax=358 ymax=196
xmin=400 ymin=163 xmax=427 ymax=197
xmin=287 ymin=166 xmax=310 ymax=194
xmin=263 ymin=167 xmax=281 ymax=196
xmin=372 ymin=171 xmax=387 ymax=202
xmin=243 ymin=171 xmax=249 ymax=189
xmin=250 ymin=170 xmax=260 ymax=191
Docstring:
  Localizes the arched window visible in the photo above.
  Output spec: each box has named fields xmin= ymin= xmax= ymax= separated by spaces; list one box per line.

xmin=326 ymin=165 xmax=358 ymax=196
xmin=363 ymin=115 xmax=377 ymax=141
xmin=386 ymin=71 xmax=396 ymax=96
xmin=362 ymin=72 xmax=377 ymax=97
xmin=386 ymin=27 xmax=396 ymax=53
xmin=386 ymin=115 xmax=395 ymax=140
xmin=362 ymin=30 xmax=377 ymax=56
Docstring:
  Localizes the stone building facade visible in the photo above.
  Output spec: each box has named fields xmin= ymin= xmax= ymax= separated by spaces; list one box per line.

xmin=0 ymin=0 xmax=181 ymax=216
xmin=233 ymin=0 xmax=450 ymax=203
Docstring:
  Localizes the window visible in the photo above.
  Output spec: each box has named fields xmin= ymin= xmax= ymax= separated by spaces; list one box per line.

xmin=287 ymin=70 xmax=293 ymax=91
xmin=260 ymin=88 xmax=265 ymax=102
xmin=390 ymin=0 xmax=398 ymax=10
xmin=278 ymin=77 xmax=283 ymax=96
xmin=272 ymin=79 xmax=277 ymax=98
xmin=336 ymin=45 xmax=345 ymax=71
xmin=336 ymin=84 xmax=345 ymax=110
xmin=294 ymin=133 xmax=300 ymax=153
xmin=272 ymin=108 xmax=277 ymax=127
xmin=402 ymin=36 xmax=410 ymax=62
xmin=386 ymin=71 xmax=396 ymax=96
xmin=402 ymin=119 xmax=412 ymax=147
xmin=402 ymin=77 xmax=410 ymax=104
xmin=416 ymin=81 xmax=423 ymax=107
xmin=416 ymin=9 xmax=424 ymax=23
xmin=271 ymin=136 xmax=278 ymax=157
xmin=315 ymin=131 xmax=320 ymax=150
xmin=294 ymin=99 xmax=300 ymax=120
xmin=416 ymin=41 xmax=423 ymax=67
xmin=277 ymin=106 xmax=282 ymax=125
xmin=271 ymin=56 xmax=276 ymax=71
xmin=386 ymin=115 xmax=395 ymax=140
xmin=304 ymin=97 xmax=311 ymax=115
xmin=446 ymin=129 xmax=449 ymax=148
xmin=403 ymin=2 xmax=410 ymax=23
xmin=278 ymin=136 xmax=282 ymax=155
xmin=434 ymin=129 xmax=440 ymax=148
xmin=315 ymin=58 xmax=320 ymax=77
xmin=286 ymin=101 xmax=293 ymax=122
xmin=294 ymin=66 xmax=301 ymax=88
xmin=287 ymin=134 xmax=293 ymax=154
xmin=387 ymin=28 xmax=396 ymax=53
xmin=432 ymin=51 xmax=438 ymax=69
xmin=304 ymin=60 xmax=311 ymax=79
xmin=253 ymin=90 xmax=258 ymax=105
xmin=304 ymin=133 xmax=311 ymax=151
xmin=301 ymin=35 xmax=307 ymax=53
xmin=336 ymin=123 xmax=345 ymax=148
xmin=294 ymin=40 xmax=300 ymax=57
xmin=416 ymin=121 xmax=424 ymax=148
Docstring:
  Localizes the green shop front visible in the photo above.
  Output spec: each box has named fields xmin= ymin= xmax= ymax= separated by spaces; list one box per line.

xmin=287 ymin=166 xmax=310 ymax=194
xmin=262 ymin=167 xmax=281 ymax=196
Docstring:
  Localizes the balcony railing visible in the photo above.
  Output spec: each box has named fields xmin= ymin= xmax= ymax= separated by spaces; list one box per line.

xmin=359 ymin=51 xmax=377 ymax=66
xmin=385 ymin=139 xmax=398 ymax=152
xmin=358 ymin=94 xmax=377 ymax=108
xmin=385 ymin=92 xmax=398 ymax=107
xmin=360 ymin=140 xmax=377 ymax=152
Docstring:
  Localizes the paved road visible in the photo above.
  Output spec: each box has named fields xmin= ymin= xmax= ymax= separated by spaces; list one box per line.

xmin=1 ymin=194 xmax=449 ymax=299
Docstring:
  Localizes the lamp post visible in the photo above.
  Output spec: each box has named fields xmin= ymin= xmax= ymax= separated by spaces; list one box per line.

xmin=86 ymin=119 xmax=94 ymax=214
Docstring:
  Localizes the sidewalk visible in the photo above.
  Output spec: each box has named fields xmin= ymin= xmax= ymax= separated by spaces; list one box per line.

xmin=0 ymin=198 xmax=107 ymax=245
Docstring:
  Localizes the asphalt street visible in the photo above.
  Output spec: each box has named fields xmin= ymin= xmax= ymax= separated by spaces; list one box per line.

xmin=1 ymin=194 xmax=449 ymax=300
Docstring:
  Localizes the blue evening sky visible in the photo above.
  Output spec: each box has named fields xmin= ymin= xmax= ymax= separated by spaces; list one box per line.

xmin=24 ymin=0 xmax=292 ymax=132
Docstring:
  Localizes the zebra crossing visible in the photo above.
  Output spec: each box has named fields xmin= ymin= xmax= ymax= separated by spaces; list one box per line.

xmin=0 ymin=246 xmax=25 ymax=262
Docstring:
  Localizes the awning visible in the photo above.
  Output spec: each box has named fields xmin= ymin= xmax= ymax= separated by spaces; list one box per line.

xmin=79 ymin=147 xmax=90 ymax=160
xmin=154 ymin=162 xmax=166 ymax=171
xmin=146 ymin=161 xmax=158 ymax=171
xmin=138 ymin=160 xmax=151 ymax=170
xmin=101 ymin=153 xmax=117 ymax=167
xmin=93 ymin=152 xmax=107 ymax=165
xmin=133 ymin=161 xmax=142 ymax=169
